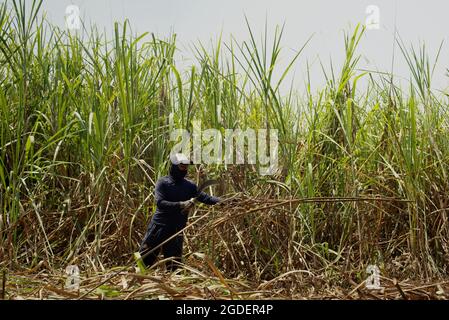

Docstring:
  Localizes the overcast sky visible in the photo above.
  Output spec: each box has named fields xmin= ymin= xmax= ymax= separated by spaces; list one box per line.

xmin=38 ymin=0 xmax=449 ymax=94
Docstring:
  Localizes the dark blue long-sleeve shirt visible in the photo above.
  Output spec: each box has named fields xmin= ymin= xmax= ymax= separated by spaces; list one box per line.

xmin=151 ymin=175 xmax=220 ymax=231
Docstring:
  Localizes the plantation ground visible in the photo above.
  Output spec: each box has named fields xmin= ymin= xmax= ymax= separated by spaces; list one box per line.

xmin=4 ymin=258 xmax=449 ymax=300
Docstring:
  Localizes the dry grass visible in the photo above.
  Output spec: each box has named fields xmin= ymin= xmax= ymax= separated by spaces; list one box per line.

xmin=2 ymin=191 xmax=449 ymax=300
xmin=3 ymin=265 xmax=449 ymax=300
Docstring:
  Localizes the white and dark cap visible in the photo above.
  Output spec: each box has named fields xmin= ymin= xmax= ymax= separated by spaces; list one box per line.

xmin=169 ymin=153 xmax=192 ymax=165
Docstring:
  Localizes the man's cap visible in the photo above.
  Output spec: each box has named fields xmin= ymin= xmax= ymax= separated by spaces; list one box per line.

xmin=170 ymin=153 xmax=192 ymax=165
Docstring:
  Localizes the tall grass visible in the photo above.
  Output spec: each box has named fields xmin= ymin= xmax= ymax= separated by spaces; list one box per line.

xmin=1 ymin=0 xmax=449 ymax=281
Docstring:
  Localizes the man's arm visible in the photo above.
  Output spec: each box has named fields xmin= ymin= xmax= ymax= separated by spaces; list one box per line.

xmin=155 ymin=179 xmax=181 ymax=210
xmin=196 ymin=190 xmax=220 ymax=205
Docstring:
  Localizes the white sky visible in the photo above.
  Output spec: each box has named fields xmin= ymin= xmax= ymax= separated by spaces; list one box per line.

xmin=38 ymin=0 xmax=449 ymax=94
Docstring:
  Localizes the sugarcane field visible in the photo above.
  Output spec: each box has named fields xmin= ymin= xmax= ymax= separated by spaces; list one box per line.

xmin=1 ymin=0 xmax=449 ymax=303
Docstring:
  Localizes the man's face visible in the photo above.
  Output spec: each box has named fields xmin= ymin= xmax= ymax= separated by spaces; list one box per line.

xmin=178 ymin=163 xmax=188 ymax=172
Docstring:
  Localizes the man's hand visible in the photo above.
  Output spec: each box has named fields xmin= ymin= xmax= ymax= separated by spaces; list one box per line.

xmin=179 ymin=198 xmax=195 ymax=214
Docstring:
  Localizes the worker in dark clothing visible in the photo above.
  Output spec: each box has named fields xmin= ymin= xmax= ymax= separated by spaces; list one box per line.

xmin=139 ymin=153 xmax=220 ymax=271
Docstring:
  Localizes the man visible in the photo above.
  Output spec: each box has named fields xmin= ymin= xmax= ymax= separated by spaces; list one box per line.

xmin=139 ymin=153 xmax=220 ymax=271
